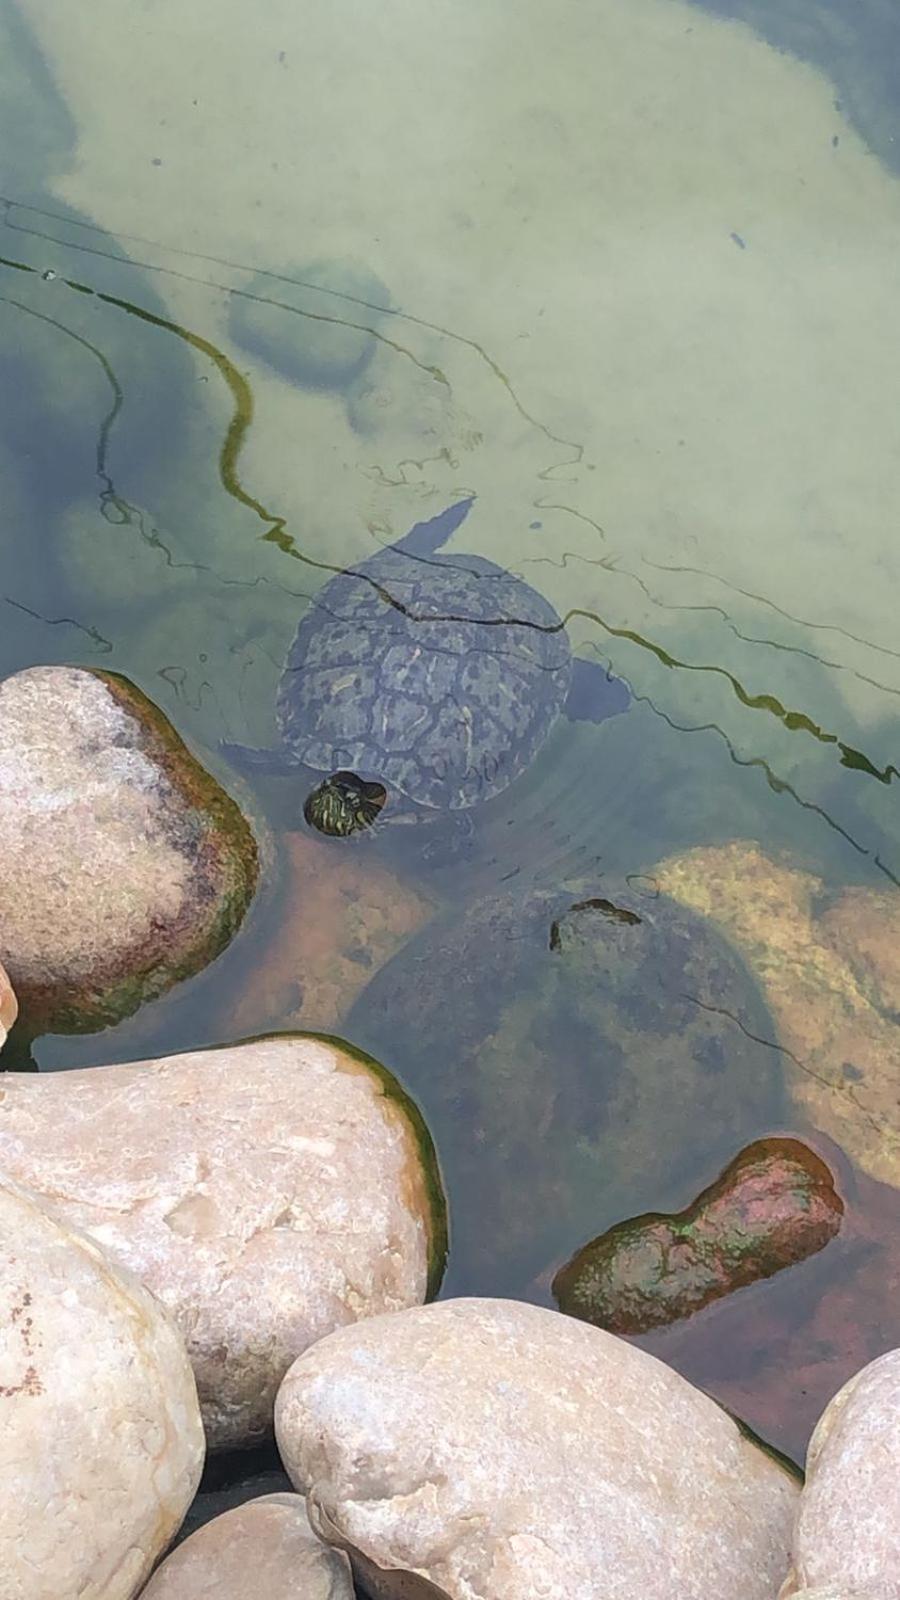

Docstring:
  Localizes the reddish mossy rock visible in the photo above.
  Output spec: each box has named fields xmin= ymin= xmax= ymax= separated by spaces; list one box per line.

xmin=0 ymin=665 xmax=259 ymax=1033
xmin=553 ymin=1138 xmax=844 ymax=1334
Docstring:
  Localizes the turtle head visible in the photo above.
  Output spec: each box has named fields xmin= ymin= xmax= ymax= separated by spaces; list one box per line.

xmin=303 ymin=770 xmax=387 ymax=838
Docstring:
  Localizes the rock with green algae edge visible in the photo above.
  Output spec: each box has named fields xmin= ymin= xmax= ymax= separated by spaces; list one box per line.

xmin=348 ymin=884 xmax=787 ymax=1291
xmin=656 ymin=841 xmax=900 ymax=1188
xmin=0 ymin=664 xmax=259 ymax=1034
xmin=553 ymin=1136 xmax=843 ymax=1334
xmin=0 ymin=1032 xmax=448 ymax=1449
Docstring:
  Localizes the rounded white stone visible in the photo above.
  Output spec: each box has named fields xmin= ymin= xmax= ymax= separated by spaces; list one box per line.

xmin=275 ymin=1296 xmax=798 ymax=1600
xmin=781 ymin=1349 xmax=900 ymax=1598
xmin=0 ymin=1035 xmax=442 ymax=1448
xmin=0 ymin=1174 xmax=204 ymax=1600
xmin=142 ymin=1493 xmax=354 ymax=1598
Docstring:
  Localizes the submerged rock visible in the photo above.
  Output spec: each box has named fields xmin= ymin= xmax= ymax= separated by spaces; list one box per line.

xmin=0 ymin=1174 xmax=204 ymax=1600
xmin=781 ymin=1348 xmax=900 ymax=1597
xmin=229 ymin=829 xmax=435 ymax=1035
xmin=0 ymin=960 xmax=16 ymax=1051
xmin=0 ymin=1034 xmax=446 ymax=1449
xmin=275 ymin=1297 xmax=799 ymax=1600
xmin=553 ymin=1137 xmax=843 ymax=1334
xmin=656 ymin=842 xmax=900 ymax=1186
xmin=229 ymin=257 xmax=391 ymax=391
xmin=142 ymin=1494 xmax=353 ymax=1600
xmin=0 ymin=665 xmax=259 ymax=1034
xmin=348 ymin=886 xmax=786 ymax=1289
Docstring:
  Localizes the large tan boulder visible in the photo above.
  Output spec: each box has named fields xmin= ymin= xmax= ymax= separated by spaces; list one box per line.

xmin=0 ymin=664 xmax=259 ymax=1033
xmin=0 ymin=957 xmax=16 ymax=1049
xmin=141 ymin=1493 xmax=353 ymax=1598
xmin=655 ymin=842 xmax=900 ymax=1185
xmin=780 ymin=1350 xmax=900 ymax=1598
xmin=275 ymin=1297 xmax=798 ymax=1600
xmin=0 ymin=1174 xmax=204 ymax=1600
xmin=0 ymin=1035 xmax=446 ymax=1448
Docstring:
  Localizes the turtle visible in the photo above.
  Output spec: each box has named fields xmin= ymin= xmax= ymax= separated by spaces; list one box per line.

xmin=223 ymin=496 xmax=630 ymax=835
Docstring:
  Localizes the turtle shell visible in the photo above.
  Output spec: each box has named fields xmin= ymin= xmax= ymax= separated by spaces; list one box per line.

xmin=276 ymin=543 xmax=572 ymax=809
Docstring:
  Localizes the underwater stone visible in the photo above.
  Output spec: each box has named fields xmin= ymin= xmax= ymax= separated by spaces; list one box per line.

xmin=0 ymin=1035 xmax=447 ymax=1449
xmin=0 ymin=1173 xmax=204 ymax=1600
xmin=229 ymin=828 xmax=436 ymax=1035
xmin=553 ymin=1137 xmax=843 ymax=1334
xmin=780 ymin=1349 xmax=900 ymax=1597
xmin=0 ymin=665 xmax=259 ymax=1033
xmin=229 ymin=258 xmax=391 ymax=391
xmin=347 ymin=885 xmax=786 ymax=1290
xmin=656 ymin=842 xmax=900 ymax=1188
xmin=0 ymin=959 xmax=16 ymax=1051
xmin=142 ymin=1494 xmax=353 ymax=1600
xmin=275 ymin=1297 xmax=798 ymax=1600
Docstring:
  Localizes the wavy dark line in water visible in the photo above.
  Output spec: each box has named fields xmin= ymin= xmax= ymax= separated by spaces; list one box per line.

xmin=1 ymin=195 xmax=585 ymax=480
xmin=2 ymin=594 xmax=112 ymax=652
xmin=619 ymin=559 xmax=900 ymax=704
xmin=571 ymin=606 xmax=899 ymax=786
xmin=630 ymin=677 xmax=900 ymax=886
xmin=682 ymin=992 xmax=885 ymax=1141
xmin=524 ymin=546 xmax=900 ymax=705
xmin=645 ymin=555 xmax=900 ymax=665
xmin=3 ymin=258 xmax=895 ymax=796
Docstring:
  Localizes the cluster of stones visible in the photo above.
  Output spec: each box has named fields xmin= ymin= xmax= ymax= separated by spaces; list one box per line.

xmin=2 ymin=666 xmax=900 ymax=1597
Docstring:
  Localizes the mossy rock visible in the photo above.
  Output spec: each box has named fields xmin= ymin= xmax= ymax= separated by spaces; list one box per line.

xmin=347 ymin=886 xmax=788 ymax=1290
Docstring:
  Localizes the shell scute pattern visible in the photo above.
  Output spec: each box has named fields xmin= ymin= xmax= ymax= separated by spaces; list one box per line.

xmin=275 ymin=536 xmax=573 ymax=810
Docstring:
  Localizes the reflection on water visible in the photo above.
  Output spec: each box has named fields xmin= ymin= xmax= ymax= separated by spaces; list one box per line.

xmin=4 ymin=0 xmax=900 ymax=1463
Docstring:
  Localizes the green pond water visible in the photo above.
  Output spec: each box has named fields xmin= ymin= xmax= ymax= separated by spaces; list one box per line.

xmin=3 ymin=0 xmax=900 ymax=1471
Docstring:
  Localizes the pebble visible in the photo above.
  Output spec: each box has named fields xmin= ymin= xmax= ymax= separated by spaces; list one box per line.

xmin=275 ymin=1296 xmax=798 ymax=1600
xmin=0 ymin=665 xmax=259 ymax=1033
xmin=141 ymin=1494 xmax=353 ymax=1599
xmin=0 ymin=1173 xmax=204 ymax=1600
xmin=0 ymin=1034 xmax=446 ymax=1449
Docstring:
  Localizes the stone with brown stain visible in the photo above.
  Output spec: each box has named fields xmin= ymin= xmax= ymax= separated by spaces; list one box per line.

xmin=0 ymin=1034 xmax=446 ymax=1449
xmin=0 ymin=1173 xmax=204 ymax=1600
xmin=0 ymin=665 xmax=259 ymax=1034
xmin=141 ymin=1493 xmax=354 ymax=1598
xmin=0 ymin=959 xmax=16 ymax=1051
xmin=229 ymin=829 xmax=434 ymax=1035
xmin=275 ymin=1297 xmax=799 ymax=1600
xmin=655 ymin=842 xmax=900 ymax=1186
xmin=553 ymin=1138 xmax=843 ymax=1334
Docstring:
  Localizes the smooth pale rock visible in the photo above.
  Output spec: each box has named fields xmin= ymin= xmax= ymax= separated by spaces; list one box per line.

xmin=656 ymin=842 xmax=900 ymax=1185
xmin=0 ymin=1174 xmax=204 ymax=1600
xmin=0 ymin=957 xmax=16 ymax=1049
xmin=275 ymin=1297 xmax=798 ymax=1600
xmin=780 ymin=1349 xmax=900 ymax=1598
xmin=0 ymin=665 xmax=259 ymax=1033
xmin=0 ymin=1035 xmax=446 ymax=1449
xmin=141 ymin=1493 xmax=353 ymax=1598
xmin=787 ymin=1590 xmax=897 ymax=1599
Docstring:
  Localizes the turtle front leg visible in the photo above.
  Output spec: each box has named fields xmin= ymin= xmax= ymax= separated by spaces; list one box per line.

xmin=564 ymin=657 xmax=631 ymax=725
